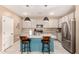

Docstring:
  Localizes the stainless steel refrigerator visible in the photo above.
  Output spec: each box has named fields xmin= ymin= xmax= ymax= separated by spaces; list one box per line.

xmin=61 ymin=20 xmax=76 ymax=54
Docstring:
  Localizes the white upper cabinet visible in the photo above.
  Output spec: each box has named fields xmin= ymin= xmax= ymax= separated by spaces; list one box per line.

xmin=44 ymin=20 xmax=58 ymax=28
xmin=22 ymin=19 xmax=59 ymax=28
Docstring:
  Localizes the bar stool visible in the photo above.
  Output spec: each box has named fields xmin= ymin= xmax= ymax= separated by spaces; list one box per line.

xmin=41 ymin=36 xmax=50 ymax=54
xmin=20 ymin=36 xmax=31 ymax=53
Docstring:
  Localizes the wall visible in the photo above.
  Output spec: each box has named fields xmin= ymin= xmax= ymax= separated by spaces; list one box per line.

xmin=0 ymin=6 xmax=22 ymax=51
xmin=75 ymin=5 xmax=79 ymax=53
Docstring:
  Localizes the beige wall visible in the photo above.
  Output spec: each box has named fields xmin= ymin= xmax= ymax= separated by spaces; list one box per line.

xmin=75 ymin=5 xmax=79 ymax=53
xmin=0 ymin=6 xmax=22 ymax=51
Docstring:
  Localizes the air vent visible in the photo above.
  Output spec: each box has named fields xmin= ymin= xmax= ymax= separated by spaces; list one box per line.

xmin=44 ymin=5 xmax=47 ymax=7
xmin=26 ymin=5 xmax=29 ymax=7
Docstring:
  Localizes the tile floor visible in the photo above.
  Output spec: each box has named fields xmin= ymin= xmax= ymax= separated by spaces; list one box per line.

xmin=0 ymin=40 xmax=70 ymax=54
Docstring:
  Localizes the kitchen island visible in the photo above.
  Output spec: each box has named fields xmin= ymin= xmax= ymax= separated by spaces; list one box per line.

xmin=20 ymin=33 xmax=56 ymax=53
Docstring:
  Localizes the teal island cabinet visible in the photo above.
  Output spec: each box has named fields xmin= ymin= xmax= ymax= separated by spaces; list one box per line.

xmin=20 ymin=34 xmax=55 ymax=53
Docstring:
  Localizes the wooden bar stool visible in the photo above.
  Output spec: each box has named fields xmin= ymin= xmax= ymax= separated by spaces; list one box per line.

xmin=20 ymin=36 xmax=31 ymax=53
xmin=41 ymin=36 xmax=50 ymax=54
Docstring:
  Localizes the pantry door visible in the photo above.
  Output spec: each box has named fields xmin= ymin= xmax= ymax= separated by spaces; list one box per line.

xmin=2 ymin=16 xmax=14 ymax=51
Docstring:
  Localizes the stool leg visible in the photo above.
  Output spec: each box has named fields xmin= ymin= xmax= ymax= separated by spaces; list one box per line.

xmin=20 ymin=42 xmax=23 ymax=54
xmin=42 ymin=43 xmax=44 ymax=53
xmin=24 ymin=44 xmax=25 ymax=52
xmin=22 ymin=44 xmax=25 ymax=53
xmin=48 ymin=43 xmax=50 ymax=54
xmin=25 ymin=43 xmax=28 ymax=52
xmin=29 ymin=41 xmax=31 ymax=52
xmin=27 ymin=43 xmax=29 ymax=54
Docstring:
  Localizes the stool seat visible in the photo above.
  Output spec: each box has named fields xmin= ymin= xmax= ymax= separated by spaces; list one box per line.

xmin=42 ymin=40 xmax=49 ymax=44
xmin=22 ymin=40 xmax=29 ymax=44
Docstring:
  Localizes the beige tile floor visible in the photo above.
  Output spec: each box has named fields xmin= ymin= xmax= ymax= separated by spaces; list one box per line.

xmin=0 ymin=40 xmax=70 ymax=54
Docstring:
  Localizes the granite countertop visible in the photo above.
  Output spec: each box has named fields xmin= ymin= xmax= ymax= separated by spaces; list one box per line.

xmin=20 ymin=32 xmax=57 ymax=39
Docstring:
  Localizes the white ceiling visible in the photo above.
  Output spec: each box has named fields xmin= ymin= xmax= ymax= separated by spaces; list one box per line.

xmin=3 ymin=5 xmax=75 ymax=19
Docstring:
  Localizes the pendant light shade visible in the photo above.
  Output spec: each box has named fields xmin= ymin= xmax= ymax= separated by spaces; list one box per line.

xmin=24 ymin=17 xmax=31 ymax=21
xmin=43 ymin=17 xmax=49 ymax=21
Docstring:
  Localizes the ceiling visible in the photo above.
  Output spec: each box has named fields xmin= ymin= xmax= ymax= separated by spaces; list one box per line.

xmin=3 ymin=5 xmax=75 ymax=19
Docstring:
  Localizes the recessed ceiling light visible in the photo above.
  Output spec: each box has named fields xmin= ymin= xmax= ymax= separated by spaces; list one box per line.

xmin=26 ymin=5 xmax=29 ymax=7
xmin=49 ymin=12 xmax=54 ymax=15
xmin=44 ymin=5 xmax=47 ymax=7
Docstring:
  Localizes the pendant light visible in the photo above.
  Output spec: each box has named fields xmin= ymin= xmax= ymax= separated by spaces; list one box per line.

xmin=24 ymin=17 xmax=31 ymax=21
xmin=43 ymin=17 xmax=49 ymax=21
